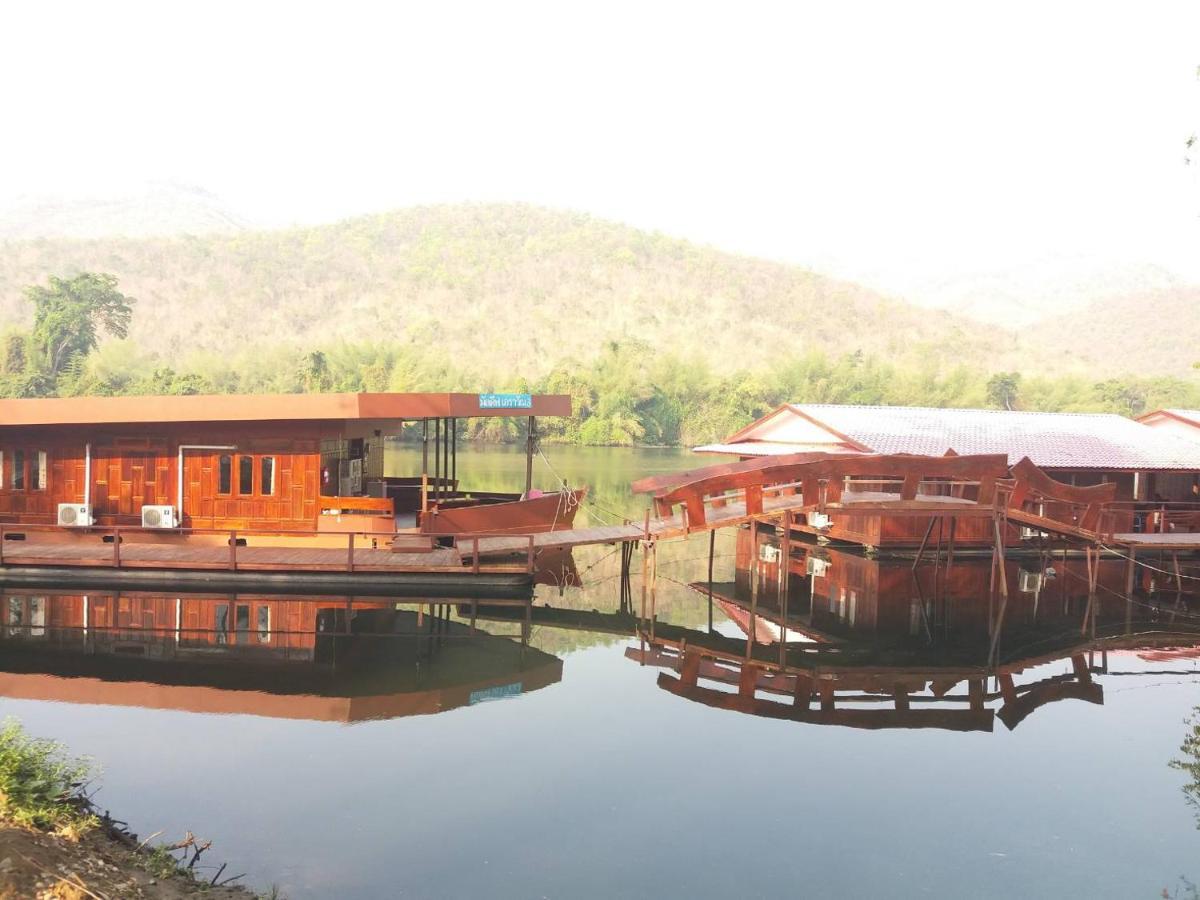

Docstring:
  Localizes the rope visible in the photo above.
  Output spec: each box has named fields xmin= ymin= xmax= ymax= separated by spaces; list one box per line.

xmin=1097 ymin=543 xmax=1200 ymax=582
xmin=535 ymin=445 xmax=635 ymax=527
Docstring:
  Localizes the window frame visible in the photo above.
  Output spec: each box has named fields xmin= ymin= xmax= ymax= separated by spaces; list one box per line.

xmin=260 ymin=456 xmax=276 ymax=497
xmin=217 ymin=454 xmax=233 ymax=495
xmin=238 ymin=455 xmax=255 ymax=496
xmin=11 ymin=449 xmax=25 ymax=491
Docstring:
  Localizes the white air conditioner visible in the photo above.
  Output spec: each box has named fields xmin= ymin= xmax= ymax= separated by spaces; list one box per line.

xmin=1019 ymin=526 xmax=1048 ymax=540
xmin=57 ymin=503 xmax=92 ymax=527
xmin=808 ymin=512 xmax=833 ymax=530
xmin=141 ymin=505 xmax=179 ymax=529
xmin=1018 ymin=568 xmax=1043 ymax=593
xmin=806 ymin=556 xmax=830 ymax=578
xmin=759 ymin=544 xmax=781 ymax=563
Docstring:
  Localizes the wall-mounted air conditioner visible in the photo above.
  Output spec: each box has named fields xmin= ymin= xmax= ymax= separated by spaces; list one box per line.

xmin=1019 ymin=526 xmax=1048 ymax=540
xmin=806 ymin=556 xmax=830 ymax=578
xmin=759 ymin=544 xmax=781 ymax=563
xmin=57 ymin=504 xmax=92 ymax=527
xmin=141 ymin=505 xmax=179 ymax=529
xmin=808 ymin=512 xmax=833 ymax=530
xmin=1018 ymin=569 xmax=1044 ymax=593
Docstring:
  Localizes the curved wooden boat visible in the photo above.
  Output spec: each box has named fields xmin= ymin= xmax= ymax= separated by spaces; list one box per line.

xmin=419 ymin=488 xmax=587 ymax=536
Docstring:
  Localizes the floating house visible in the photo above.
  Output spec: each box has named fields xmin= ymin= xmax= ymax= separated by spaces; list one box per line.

xmin=1138 ymin=409 xmax=1200 ymax=445
xmin=693 ymin=404 xmax=1200 ymax=546
xmin=0 ymin=391 xmax=575 ymax=583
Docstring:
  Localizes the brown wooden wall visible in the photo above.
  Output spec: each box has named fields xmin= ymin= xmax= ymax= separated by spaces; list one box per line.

xmin=0 ymin=423 xmax=337 ymax=531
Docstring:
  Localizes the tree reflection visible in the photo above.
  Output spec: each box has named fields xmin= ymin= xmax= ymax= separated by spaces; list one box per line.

xmin=1170 ymin=707 xmax=1200 ymax=828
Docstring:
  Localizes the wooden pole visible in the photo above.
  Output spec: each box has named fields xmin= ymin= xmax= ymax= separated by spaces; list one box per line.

xmin=421 ymin=418 xmax=429 ymax=484
xmin=707 ymin=529 xmax=715 ymax=633
xmin=746 ymin=520 xmax=759 ymax=660
xmin=525 ymin=416 xmax=536 ymax=496
xmin=649 ymin=540 xmax=658 ymax=640
xmin=779 ymin=512 xmax=790 ymax=665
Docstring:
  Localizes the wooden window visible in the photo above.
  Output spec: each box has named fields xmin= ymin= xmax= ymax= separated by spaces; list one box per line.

xmin=217 ymin=455 xmax=232 ymax=494
xmin=238 ymin=456 xmax=254 ymax=495
xmin=235 ymin=604 xmax=250 ymax=640
xmin=30 ymin=451 xmax=46 ymax=491
xmin=257 ymin=605 xmax=270 ymax=642
xmin=260 ymin=456 xmax=275 ymax=496
xmin=11 ymin=450 xmax=25 ymax=491
xmin=214 ymin=603 xmax=229 ymax=644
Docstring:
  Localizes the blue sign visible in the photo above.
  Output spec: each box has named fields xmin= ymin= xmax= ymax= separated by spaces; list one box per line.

xmin=479 ymin=393 xmax=532 ymax=410
xmin=469 ymin=682 xmax=523 ymax=705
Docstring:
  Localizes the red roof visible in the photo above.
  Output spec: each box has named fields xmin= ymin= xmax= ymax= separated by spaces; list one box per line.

xmin=0 ymin=392 xmax=570 ymax=428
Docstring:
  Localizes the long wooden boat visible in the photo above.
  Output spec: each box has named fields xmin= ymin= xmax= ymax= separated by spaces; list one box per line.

xmin=420 ymin=488 xmax=586 ymax=536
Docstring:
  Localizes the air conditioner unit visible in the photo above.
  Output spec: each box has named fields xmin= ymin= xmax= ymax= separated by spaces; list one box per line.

xmin=808 ymin=512 xmax=833 ymax=530
xmin=1018 ymin=568 xmax=1043 ymax=593
xmin=806 ymin=556 xmax=830 ymax=578
xmin=759 ymin=544 xmax=781 ymax=563
xmin=57 ymin=504 xmax=92 ymax=527
xmin=141 ymin=505 xmax=179 ymax=529
xmin=1019 ymin=526 xmax=1048 ymax=540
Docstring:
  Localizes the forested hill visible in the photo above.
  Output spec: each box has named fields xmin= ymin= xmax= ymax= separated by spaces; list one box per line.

xmin=1026 ymin=285 xmax=1200 ymax=377
xmin=0 ymin=203 xmax=1007 ymax=379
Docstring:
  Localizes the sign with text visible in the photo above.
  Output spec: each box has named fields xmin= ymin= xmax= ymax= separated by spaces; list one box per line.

xmin=478 ymin=393 xmax=532 ymax=410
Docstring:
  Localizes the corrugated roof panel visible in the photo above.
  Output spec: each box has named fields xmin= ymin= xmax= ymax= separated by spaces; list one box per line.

xmin=787 ymin=404 xmax=1200 ymax=470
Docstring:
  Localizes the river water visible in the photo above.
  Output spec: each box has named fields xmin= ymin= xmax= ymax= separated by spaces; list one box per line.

xmin=1 ymin=445 xmax=1198 ymax=898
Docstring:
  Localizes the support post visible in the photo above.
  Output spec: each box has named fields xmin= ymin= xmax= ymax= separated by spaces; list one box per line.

xmin=707 ymin=529 xmax=715 ymax=633
xmin=347 ymin=531 xmax=355 ymax=573
xmin=746 ymin=520 xmax=759 ymax=660
xmin=779 ymin=512 xmax=790 ymax=665
xmin=229 ymin=530 xmax=237 ymax=571
xmin=525 ymin=416 xmax=536 ymax=496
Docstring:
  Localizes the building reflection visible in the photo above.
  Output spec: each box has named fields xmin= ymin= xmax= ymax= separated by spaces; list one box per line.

xmin=631 ymin=535 xmax=1200 ymax=732
xmin=0 ymin=591 xmax=562 ymax=722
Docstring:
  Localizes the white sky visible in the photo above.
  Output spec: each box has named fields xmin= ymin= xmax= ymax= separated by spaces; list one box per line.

xmin=1 ymin=0 xmax=1198 ymax=291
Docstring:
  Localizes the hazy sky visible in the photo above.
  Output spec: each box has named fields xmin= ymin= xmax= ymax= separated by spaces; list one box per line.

xmin=1 ymin=1 xmax=1198 ymax=290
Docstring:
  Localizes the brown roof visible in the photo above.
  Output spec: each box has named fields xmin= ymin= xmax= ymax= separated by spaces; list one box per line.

xmin=0 ymin=392 xmax=570 ymax=427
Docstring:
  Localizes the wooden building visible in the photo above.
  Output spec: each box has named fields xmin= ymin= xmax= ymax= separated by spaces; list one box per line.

xmin=0 ymin=391 xmax=570 ymax=537
xmin=695 ymin=404 xmax=1200 ymax=546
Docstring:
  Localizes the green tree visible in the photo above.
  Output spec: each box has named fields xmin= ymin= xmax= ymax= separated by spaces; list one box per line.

xmin=26 ymin=273 xmax=135 ymax=380
xmin=986 ymin=372 xmax=1021 ymax=410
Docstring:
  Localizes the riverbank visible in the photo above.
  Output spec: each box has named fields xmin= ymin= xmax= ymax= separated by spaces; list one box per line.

xmin=0 ymin=721 xmax=256 ymax=899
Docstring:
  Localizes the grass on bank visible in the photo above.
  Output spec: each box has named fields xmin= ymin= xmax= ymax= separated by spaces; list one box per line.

xmin=0 ymin=718 xmax=96 ymax=838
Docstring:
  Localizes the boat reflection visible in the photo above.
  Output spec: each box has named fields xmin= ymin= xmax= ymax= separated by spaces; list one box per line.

xmin=631 ymin=540 xmax=1200 ymax=732
xmin=0 ymin=591 xmax=562 ymax=722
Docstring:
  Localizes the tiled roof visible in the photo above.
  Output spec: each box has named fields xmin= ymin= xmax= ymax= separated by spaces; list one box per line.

xmin=773 ymin=405 xmax=1200 ymax=470
xmin=1162 ymin=409 xmax=1200 ymax=427
xmin=693 ymin=441 xmax=862 ymax=457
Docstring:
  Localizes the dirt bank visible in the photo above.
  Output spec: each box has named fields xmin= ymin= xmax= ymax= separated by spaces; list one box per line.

xmin=0 ymin=821 xmax=253 ymax=899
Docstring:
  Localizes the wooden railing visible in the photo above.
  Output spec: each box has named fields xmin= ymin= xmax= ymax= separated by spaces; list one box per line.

xmin=0 ymin=521 xmax=536 ymax=575
xmin=652 ymin=453 xmax=1011 ymax=531
xmin=425 ymin=530 xmax=538 ymax=575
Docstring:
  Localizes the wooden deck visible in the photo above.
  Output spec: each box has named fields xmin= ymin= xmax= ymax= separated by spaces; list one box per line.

xmin=0 ymin=539 xmax=529 ymax=575
xmin=1110 ymin=532 xmax=1200 ymax=550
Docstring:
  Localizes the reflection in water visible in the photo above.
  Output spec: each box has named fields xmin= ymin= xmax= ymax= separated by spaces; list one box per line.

xmin=0 ymin=592 xmax=562 ymax=722
xmin=1171 ymin=708 xmax=1200 ymax=829
xmin=631 ymin=537 xmax=1200 ymax=734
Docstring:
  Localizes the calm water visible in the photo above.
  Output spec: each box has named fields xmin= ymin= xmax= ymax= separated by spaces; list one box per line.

xmin=2 ymin=445 xmax=1199 ymax=899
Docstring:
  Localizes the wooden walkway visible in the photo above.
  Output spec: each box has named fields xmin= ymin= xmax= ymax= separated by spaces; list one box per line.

xmin=464 ymin=490 xmax=990 ymax=558
xmin=0 ymin=540 xmax=528 ymax=575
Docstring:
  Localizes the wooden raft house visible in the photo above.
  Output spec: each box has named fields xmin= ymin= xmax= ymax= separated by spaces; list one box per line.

xmin=690 ymin=404 xmax=1200 ymax=547
xmin=0 ymin=391 xmax=574 ymax=591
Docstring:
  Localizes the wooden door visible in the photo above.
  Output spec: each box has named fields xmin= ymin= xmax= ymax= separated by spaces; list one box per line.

xmin=182 ymin=451 xmax=217 ymax=529
xmin=91 ymin=449 xmax=172 ymax=523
